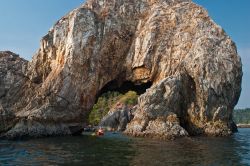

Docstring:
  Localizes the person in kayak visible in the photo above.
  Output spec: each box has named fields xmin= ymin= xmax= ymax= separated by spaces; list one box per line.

xmin=97 ymin=128 xmax=104 ymax=136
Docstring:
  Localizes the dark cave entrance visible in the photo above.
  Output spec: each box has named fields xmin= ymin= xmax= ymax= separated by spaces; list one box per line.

xmin=97 ymin=80 xmax=153 ymax=100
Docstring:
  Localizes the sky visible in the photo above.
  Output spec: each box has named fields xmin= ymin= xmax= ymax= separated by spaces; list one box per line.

xmin=0 ymin=0 xmax=249 ymax=108
xmin=0 ymin=0 xmax=83 ymax=57
xmin=193 ymin=0 xmax=250 ymax=109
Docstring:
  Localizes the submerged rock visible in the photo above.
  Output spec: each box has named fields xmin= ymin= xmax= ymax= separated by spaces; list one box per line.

xmin=0 ymin=0 xmax=242 ymax=139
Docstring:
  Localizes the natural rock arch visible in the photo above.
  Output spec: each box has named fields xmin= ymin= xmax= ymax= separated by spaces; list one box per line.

xmin=0 ymin=0 xmax=242 ymax=139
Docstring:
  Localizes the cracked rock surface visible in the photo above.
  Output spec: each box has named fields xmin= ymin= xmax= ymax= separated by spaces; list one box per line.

xmin=0 ymin=0 xmax=242 ymax=139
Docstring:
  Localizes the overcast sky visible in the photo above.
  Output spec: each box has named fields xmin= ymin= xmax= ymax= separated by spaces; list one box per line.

xmin=0 ymin=0 xmax=249 ymax=108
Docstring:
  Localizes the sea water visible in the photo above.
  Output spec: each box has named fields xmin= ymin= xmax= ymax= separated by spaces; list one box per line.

xmin=0 ymin=128 xmax=249 ymax=165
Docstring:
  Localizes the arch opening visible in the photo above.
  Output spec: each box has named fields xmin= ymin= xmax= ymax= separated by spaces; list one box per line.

xmin=87 ymin=79 xmax=152 ymax=126
xmin=97 ymin=80 xmax=153 ymax=99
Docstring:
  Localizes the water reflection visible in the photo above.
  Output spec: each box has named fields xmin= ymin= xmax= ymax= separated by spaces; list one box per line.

xmin=0 ymin=135 xmax=135 ymax=165
xmin=130 ymin=136 xmax=246 ymax=165
xmin=0 ymin=129 xmax=249 ymax=166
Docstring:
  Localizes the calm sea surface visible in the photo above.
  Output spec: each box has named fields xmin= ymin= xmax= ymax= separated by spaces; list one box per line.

xmin=0 ymin=128 xmax=250 ymax=166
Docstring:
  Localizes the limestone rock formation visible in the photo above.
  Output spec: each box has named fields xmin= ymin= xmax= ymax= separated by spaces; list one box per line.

xmin=99 ymin=104 xmax=134 ymax=131
xmin=125 ymin=75 xmax=190 ymax=139
xmin=0 ymin=0 xmax=242 ymax=139
xmin=0 ymin=51 xmax=28 ymax=133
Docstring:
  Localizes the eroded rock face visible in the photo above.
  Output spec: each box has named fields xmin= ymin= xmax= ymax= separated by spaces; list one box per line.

xmin=0 ymin=0 xmax=242 ymax=139
xmin=125 ymin=74 xmax=190 ymax=139
xmin=0 ymin=51 xmax=28 ymax=133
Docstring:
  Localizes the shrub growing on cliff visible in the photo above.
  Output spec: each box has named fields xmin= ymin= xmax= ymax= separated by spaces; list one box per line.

xmin=88 ymin=91 xmax=138 ymax=125
xmin=119 ymin=91 xmax=138 ymax=105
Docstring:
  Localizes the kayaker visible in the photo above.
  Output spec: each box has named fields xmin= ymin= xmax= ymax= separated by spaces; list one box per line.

xmin=97 ymin=128 xmax=104 ymax=136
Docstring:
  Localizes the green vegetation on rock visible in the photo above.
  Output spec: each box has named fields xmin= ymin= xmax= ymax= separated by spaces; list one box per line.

xmin=233 ymin=108 xmax=250 ymax=124
xmin=88 ymin=91 xmax=138 ymax=125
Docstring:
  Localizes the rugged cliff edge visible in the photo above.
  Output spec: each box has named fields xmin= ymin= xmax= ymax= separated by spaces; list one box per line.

xmin=0 ymin=0 xmax=242 ymax=139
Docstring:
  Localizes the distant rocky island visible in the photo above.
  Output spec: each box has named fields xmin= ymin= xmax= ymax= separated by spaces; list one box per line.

xmin=234 ymin=109 xmax=250 ymax=128
xmin=0 ymin=0 xmax=242 ymax=140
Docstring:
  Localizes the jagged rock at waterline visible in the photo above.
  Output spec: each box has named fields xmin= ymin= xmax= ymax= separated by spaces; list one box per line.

xmin=0 ymin=0 xmax=242 ymax=139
